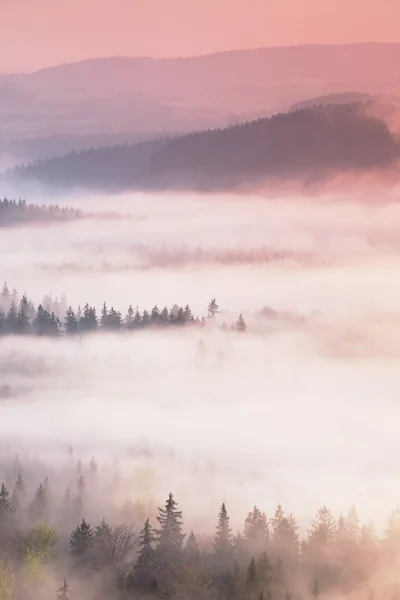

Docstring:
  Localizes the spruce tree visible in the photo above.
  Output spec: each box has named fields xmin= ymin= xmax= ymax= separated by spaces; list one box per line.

xmin=136 ymin=518 xmax=156 ymax=589
xmin=64 ymin=307 xmax=79 ymax=334
xmin=207 ymin=299 xmax=220 ymax=318
xmin=70 ymin=518 xmax=94 ymax=561
xmin=0 ymin=483 xmax=15 ymax=524
xmin=244 ymin=506 xmax=268 ymax=555
xmin=93 ymin=518 xmax=112 ymax=569
xmin=185 ymin=530 xmax=201 ymax=564
xmin=214 ymin=502 xmax=233 ymax=569
xmin=29 ymin=482 xmax=47 ymax=522
xmin=56 ymin=580 xmax=70 ymax=600
xmin=6 ymin=302 xmax=18 ymax=334
xmin=246 ymin=557 xmax=257 ymax=586
xmin=235 ymin=314 xmax=247 ymax=332
xmin=155 ymin=493 xmax=185 ymax=566
xmin=16 ymin=295 xmax=30 ymax=334
xmin=15 ymin=473 xmax=25 ymax=495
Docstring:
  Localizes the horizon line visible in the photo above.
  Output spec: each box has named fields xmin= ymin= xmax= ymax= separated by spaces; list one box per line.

xmin=3 ymin=40 xmax=400 ymax=77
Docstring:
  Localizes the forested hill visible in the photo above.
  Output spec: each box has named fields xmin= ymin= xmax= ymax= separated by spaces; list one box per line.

xmin=11 ymin=104 xmax=399 ymax=193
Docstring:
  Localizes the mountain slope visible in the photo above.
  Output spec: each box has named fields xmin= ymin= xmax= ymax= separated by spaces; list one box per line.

xmin=11 ymin=104 xmax=399 ymax=193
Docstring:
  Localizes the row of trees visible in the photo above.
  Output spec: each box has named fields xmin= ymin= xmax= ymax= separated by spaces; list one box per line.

xmin=2 ymin=472 xmax=400 ymax=600
xmin=0 ymin=288 xmax=247 ymax=336
xmin=0 ymin=197 xmax=85 ymax=227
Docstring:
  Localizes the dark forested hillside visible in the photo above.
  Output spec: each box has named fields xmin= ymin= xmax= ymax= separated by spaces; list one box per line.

xmin=12 ymin=104 xmax=398 ymax=193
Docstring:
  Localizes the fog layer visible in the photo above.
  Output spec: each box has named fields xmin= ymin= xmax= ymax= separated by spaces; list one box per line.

xmin=1 ymin=190 xmax=400 ymax=530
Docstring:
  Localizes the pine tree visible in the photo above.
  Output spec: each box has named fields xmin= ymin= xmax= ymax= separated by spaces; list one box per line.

xmin=16 ymin=295 xmax=30 ymax=334
xmin=308 ymin=506 xmax=336 ymax=548
xmin=235 ymin=314 xmax=247 ymax=332
xmin=0 ymin=483 xmax=15 ymax=524
xmin=207 ymin=299 xmax=220 ymax=318
xmin=246 ymin=557 xmax=257 ymax=586
xmin=15 ymin=473 xmax=25 ymax=495
xmin=155 ymin=493 xmax=185 ymax=565
xmin=64 ymin=307 xmax=79 ymax=334
xmin=93 ymin=518 xmax=112 ymax=569
xmin=244 ymin=506 xmax=268 ymax=555
xmin=214 ymin=502 xmax=233 ymax=569
xmin=125 ymin=305 xmax=135 ymax=329
xmin=70 ymin=519 xmax=94 ymax=561
xmin=136 ymin=518 xmax=157 ymax=589
xmin=185 ymin=530 xmax=201 ymax=564
xmin=6 ymin=302 xmax=18 ymax=334
xmin=56 ymin=580 xmax=70 ymax=600
xmin=29 ymin=482 xmax=47 ymax=522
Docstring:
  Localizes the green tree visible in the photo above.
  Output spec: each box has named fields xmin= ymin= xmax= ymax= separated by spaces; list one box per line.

xmin=0 ymin=560 xmax=14 ymax=600
xmin=24 ymin=524 xmax=58 ymax=580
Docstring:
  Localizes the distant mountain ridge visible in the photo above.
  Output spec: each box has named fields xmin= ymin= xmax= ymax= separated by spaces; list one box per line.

xmin=3 ymin=42 xmax=400 ymax=164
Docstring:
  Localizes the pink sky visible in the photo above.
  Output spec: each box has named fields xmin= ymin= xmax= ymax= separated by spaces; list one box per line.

xmin=2 ymin=0 xmax=400 ymax=72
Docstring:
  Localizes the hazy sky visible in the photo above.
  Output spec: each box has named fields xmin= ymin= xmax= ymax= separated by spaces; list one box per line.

xmin=2 ymin=0 xmax=400 ymax=72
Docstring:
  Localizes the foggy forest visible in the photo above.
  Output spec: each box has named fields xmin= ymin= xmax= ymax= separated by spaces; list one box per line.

xmin=3 ymin=3 xmax=400 ymax=600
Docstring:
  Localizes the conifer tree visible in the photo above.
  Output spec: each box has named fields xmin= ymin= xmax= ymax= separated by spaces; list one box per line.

xmin=244 ymin=506 xmax=268 ymax=555
xmin=214 ymin=502 xmax=233 ymax=569
xmin=70 ymin=519 xmax=94 ymax=561
xmin=6 ymin=302 xmax=18 ymax=334
xmin=0 ymin=483 xmax=15 ymax=524
xmin=16 ymin=296 xmax=30 ymax=334
xmin=92 ymin=518 xmax=112 ymax=569
xmin=29 ymin=482 xmax=47 ymax=522
xmin=15 ymin=473 xmax=25 ymax=495
xmin=136 ymin=518 xmax=156 ymax=589
xmin=155 ymin=493 xmax=185 ymax=565
xmin=56 ymin=580 xmax=70 ymax=600
xmin=185 ymin=530 xmax=201 ymax=564
xmin=246 ymin=557 xmax=257 ymax=586
xmin=235 ymin=314 xmax=247 ymax=332
xmin=64 ymin=307 xmax=79 ymax=334
xmin=124 ymin=305 xmax=134 ymax=329
xmin=207 ymin=299 xmax=220 ymax=318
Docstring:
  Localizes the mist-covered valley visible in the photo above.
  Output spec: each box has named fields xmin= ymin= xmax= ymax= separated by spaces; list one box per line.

xmin=2 ymin=188 xmax=400 ymax=600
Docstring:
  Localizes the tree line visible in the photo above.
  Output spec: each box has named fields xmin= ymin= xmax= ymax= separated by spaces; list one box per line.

xmin=0 ymin=197 xmax=85 ymax=227
xmin=0 ymin=284 xmax=247 ymax=336
xmin=0 ymin=458 xmax=399 ymax=600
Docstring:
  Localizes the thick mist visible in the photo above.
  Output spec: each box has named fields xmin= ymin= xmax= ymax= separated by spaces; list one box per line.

xmin=2 ymin=190 xmax=400 ymax=533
